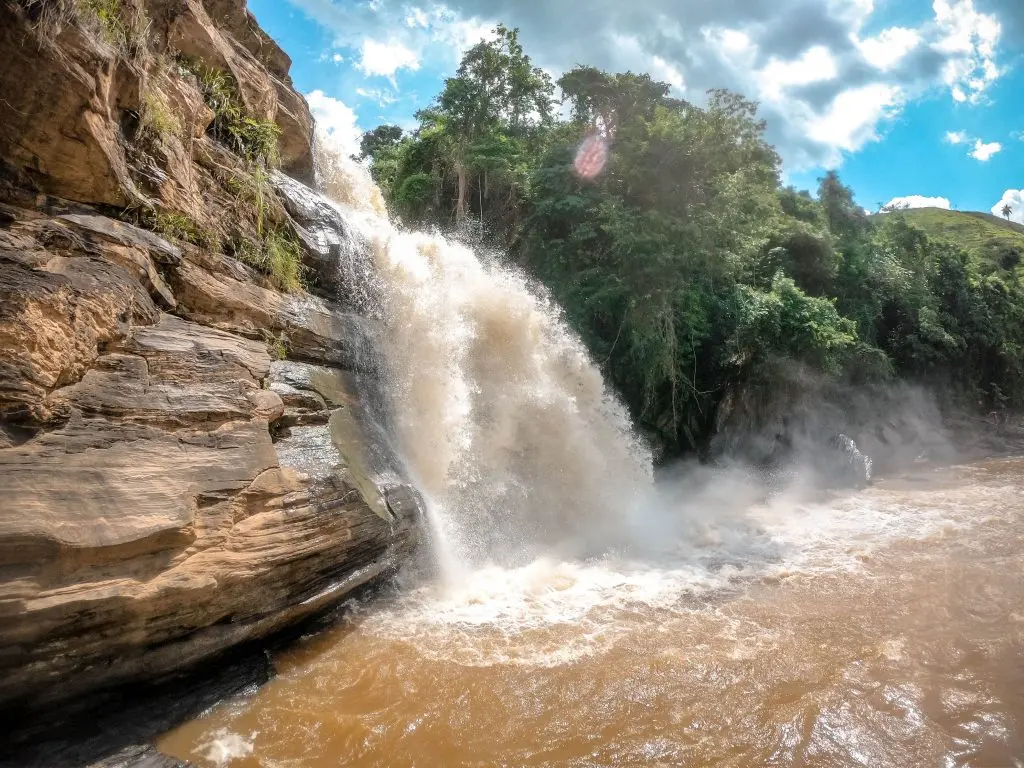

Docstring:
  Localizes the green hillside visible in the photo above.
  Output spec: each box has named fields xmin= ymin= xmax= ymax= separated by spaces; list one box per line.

xmin=883 ymin=207 xmax=1024 ymax=271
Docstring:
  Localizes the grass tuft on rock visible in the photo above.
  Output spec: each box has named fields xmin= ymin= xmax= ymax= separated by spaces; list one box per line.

xmin=141 ymin=208 xmax=220 ymax=250
xmin=234 ymin=229 xmax=304 ymax=293
xmin=138 ymin=89 xmax=182 ymax=144
xmin=74 ymin=0 xmax=148 ymax=57
xmin=177 ymin=57 xmax=281 ymax=167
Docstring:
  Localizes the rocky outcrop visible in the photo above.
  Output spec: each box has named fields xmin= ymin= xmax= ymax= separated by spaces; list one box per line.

xmin=0 ymin=0 xmax=421 ymax=722
xmin=710 ymin=360 xmax=957 ymax=480
xmin=0 ymin=6 xmax=144 ymax=207
xmin=0 ymin=199 xmax=420 ymax=713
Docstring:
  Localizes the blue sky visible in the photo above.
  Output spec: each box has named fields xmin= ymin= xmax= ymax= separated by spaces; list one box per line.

xmin=250 ymin=0 xmax=1023 ymax=220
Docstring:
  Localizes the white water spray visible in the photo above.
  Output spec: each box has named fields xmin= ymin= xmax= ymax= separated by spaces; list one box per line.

xmin=314 ymin=151 xmax=654 ymax=571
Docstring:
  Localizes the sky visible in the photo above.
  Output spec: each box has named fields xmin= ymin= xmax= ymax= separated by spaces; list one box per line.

xmin=249 ymin=0 xmax=1023 ymax=221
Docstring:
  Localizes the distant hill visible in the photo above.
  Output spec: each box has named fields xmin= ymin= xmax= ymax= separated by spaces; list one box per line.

xmin=880 ymin=207 xmax=1024 ymax=271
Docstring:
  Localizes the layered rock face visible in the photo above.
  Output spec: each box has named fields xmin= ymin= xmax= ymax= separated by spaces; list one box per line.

xmin=0 ymin=0 xmax=420 ymax=713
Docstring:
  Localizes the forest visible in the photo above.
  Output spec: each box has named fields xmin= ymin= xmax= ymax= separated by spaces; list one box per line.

xmin=357 ymin=25 xmax=1024 ymax=459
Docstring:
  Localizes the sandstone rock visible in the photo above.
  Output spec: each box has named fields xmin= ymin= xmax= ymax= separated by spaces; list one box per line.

xmin=0 ymin=0 xmax=419 ymax=733
xmin=273 ymin=79 xmax=316 ymax=185
xmin=202 ymin=0 xmax=293 ymax=81
xmin=0 ymin=236 xmax=160 ymax=425
xmin=168 ymin=252 xmax=382 ymax=371
xmin=0 ymin=5 xmax=143 ymax=207
xmin=160 ymin=74 xmax=216 ymax=140
xmin=0 ymin=301 xmax=419 ymax=711
xmin=167 ymin=0 xmax=272 ymax=120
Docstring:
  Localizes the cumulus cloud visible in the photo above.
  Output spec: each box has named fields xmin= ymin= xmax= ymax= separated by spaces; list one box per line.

xmin=969 ymin=139 xmax=1002 ymax=161
xmin=884 ymin=195 xmax=952 ymax=210
xmin=857 ymin=27 xmax=922 ymax=71
xmin=943 ymin=130 xmax=1004 ymax=160
xmin=356 ymin=39 xmax=420 ymax=80
xmin=933 ymin=0 xmax=1003 ymax=103
xmin=285 ymin=0 xmax=1012 ymax=169
xmin=992 ymin=190 xmax=1024 ymax=224
xmin=305 ymin=90 xmax=362 ymax=158
xmin=355 ymin=87 xmax=400 ymax=106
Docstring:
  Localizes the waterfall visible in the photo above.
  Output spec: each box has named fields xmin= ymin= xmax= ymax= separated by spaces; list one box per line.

xmin=301 ymin=152 xmax=654 ymax=572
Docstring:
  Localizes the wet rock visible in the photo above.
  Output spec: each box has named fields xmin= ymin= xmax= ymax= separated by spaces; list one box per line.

xmin=272 ymin=171 xmax=377 ymax=303
xmin=168 ymin=254 xmax=381 ymax=371
xmin=0 ymin=0 xmax=417 ymax=740
xmin=0 ymin=208 xmax=419 ymax=712
xmin=86 ymin=745 xmax=195 ymax=768
xmin=269 ymin=360 xmax=414 ymax=523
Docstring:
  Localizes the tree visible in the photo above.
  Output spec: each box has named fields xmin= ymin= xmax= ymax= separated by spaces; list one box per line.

xmin=358 ymin=27 xmax=1024 ymax=461
xmin=357 ymin=125 xmax=404 ymax=161
xmin=433 ymin=24 xmax=554 ymax=223
xmin=817 ymin=170 xmax=868 ymax=241
xmin=1003 ymin=203 xmax=1013 ymax=221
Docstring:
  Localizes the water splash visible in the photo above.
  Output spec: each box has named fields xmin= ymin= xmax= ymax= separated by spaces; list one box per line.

xmin=194 ymin=729 xmax=255 ymax=767
xmin=312 ymin=152 xmax=653 ymax=571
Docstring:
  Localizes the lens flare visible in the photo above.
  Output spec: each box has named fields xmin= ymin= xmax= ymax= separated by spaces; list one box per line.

xmin=574 ymin=133 xmax=608 ymax=179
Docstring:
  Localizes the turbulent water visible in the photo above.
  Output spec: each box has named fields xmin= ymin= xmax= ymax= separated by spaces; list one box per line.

xmin=307 ymin=156 xmax=653 ymax=570
xmin=159 ymin=160 xmax=1024 ymax=767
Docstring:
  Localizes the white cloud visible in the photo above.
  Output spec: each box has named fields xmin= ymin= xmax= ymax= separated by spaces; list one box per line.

xmin=650 ymin=55 xmax=685 ymax=93
xmin=991 ymin=190 xmax=1024 ymax=224
xmin=427 ymin=11 xmax=497 ymax=56
xmin=285 ymin=0 xmax=1012 ymax=170
xmin=857 ymin=27 xmax=922 ymax=71
xmin=405 ymin=7 xmax=429 ymax=27
xmin=933 ymin=0 xmax=1003 ymax=103
xmin=305 ymin=90 xmax=362 ymax=158
xmin=884 ymin=195 xmax=952 ymax=210
xmin=969 ymin=138 xmax=1002 ymax=161
xmin=332 ymin=53 xmax=343 ymax=63
xmin=805 ymin=84 xmax=903 ymax=160
xmin=355 ymin=87 xmax=399 ymax=106
xmin=355 ymin=38 xmax=420 ymax=79
xmin=757 ymin=45 xmax=838 ymax=99
xmin=945 ymin=130 xmax=969 ymax=144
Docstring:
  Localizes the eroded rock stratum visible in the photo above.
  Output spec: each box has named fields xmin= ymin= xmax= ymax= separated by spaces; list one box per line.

xmin=0 ymin=0 xmax=420 ymax=712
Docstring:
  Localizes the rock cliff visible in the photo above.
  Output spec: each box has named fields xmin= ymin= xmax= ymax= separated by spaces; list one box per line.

xmin=0 ymin=0 xmax=420 ymax=719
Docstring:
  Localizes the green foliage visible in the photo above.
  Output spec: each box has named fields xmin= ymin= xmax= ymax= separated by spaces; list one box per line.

xmin=880 ymin=207 xmax=1024 ymax=273
xmin=362 ymin=25 xmax=1024 ymax=458
xmin=729 ymin=274 xmax=857 ymax=373
xmin=74 ymin=0 xmax=147 ymax=56
xmin=361 ymin=24 xmax=553 ymax=238
xmin=227 ymin=166 xmax=274 ymax=236
xmin=145 ymin=209 xmax=219 ymax=250
xmin=358 ymin=125 xmax=404 ymax=160
xmin=269 ymin=336 xmax=288 ymax=361
xmin=233 ymin=229 xmax=303 ymax=293
xmin=177 ymin=57 xmax=280 ymax=166
xmin=137 ymin=90 xmax=182 ymax=144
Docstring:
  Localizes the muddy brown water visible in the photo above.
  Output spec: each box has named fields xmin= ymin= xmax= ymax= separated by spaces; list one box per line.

xmin=159 ymin=458 xmax=1024 ymax=768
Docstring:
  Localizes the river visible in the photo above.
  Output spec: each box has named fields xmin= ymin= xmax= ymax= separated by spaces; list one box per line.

xmin=158 ymin=456 xmax=1024 ymax=767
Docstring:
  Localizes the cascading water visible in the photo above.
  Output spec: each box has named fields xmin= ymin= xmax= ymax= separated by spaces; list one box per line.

xmin=161 ymin=150 xmax=1024 ymax=768
xmin=314 ymin=153 xmax=654 ymax=572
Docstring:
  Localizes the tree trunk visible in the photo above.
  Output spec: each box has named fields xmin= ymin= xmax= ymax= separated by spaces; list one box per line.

xmin=455 ymin=162 xmax=468 ymax=222
xmin=431 ymin=158 xmax=441 ymax=210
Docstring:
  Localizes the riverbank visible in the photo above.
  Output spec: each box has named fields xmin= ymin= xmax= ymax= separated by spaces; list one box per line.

xmin=6 ymin=416 xmax=1024 ymax=768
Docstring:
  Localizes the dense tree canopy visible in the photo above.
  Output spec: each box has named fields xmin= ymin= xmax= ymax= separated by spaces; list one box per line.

xmin=360 ymin=26 xmax=1024 ymax=459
